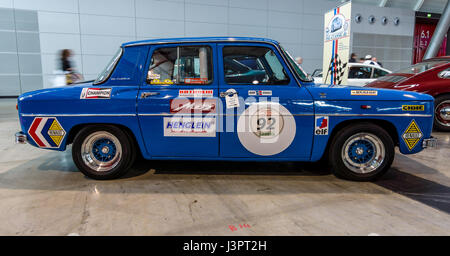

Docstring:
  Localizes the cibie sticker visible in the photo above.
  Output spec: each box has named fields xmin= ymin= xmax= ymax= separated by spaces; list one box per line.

xmin=402 ymin=119 xmax=423 ymax=151
xmin=28 ymin=117 xmax=66 ymax=148
xmin=164 ymin=117 xmax=216 ymax=137
xmin=402 ymin=105 xmax=425 ymax=111
xmin=80 ymin=88 xmax=112 ymax=99
xmin=315 ymin=116 xmax=329 ymax=135
xmin=350 ymin=90 xmax=378 ymax=96
xmin=179 ymin=89 xmax=213 ymax=98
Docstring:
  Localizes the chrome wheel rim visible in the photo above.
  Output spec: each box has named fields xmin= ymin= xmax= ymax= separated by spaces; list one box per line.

xmin=435 ymin=100 xmax=450 ymax=127
xmin=81 ymin=131 xmax=122 ymax=172
xmin=341 ymin=133 xmax=385 ymax=174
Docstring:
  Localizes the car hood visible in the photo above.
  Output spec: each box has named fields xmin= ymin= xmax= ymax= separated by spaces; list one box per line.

xmin=305 ymin=83 xmax=433 ymax=101
xmin=18 ymin=81 xmax=94 ymax=100
xmin=365 ymin=73 xmax=413 ymax=89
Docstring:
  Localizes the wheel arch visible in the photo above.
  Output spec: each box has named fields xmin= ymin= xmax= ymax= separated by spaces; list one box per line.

xmin=319 ymin=118 xmax=399 ymax=161
xmin=66 ymin=123 xmax=143 ymax=158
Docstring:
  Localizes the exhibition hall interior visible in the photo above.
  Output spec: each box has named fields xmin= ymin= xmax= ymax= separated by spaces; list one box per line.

xmin=0 ymin=0 xmax=449 ymax=236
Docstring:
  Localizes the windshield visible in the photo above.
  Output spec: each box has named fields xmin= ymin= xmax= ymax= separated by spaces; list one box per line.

xmin=395 ymin=60 xmax=448 ymax=75
xmin=279 ymin=45 xmax=312 ymax=82
xmin=94 ymin=48 xmax=123 ymax=84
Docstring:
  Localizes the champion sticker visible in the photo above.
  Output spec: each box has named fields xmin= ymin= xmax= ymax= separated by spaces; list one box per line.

xmin=164 ymin=117 xmax=216 ymax=137
xmin=314 ymin=116 xmax=329 ymax=135
xmin=350 ymin=90 xmax=378 ymax=96
xmin=80 ymin=88 xmax=112 ymax=99
xmin=179 ymin=89 xmax=213 ymax=98
xmin=402 ymin=120 xmax=423 ymax=151
xmin=28 ymin=117 xmax=66 ymax=148
xmin=402 ymin=105 xmax=425 ymax=111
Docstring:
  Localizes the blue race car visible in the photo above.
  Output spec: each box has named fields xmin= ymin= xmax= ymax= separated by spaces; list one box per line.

xmin=16 ymin=37 xmax=437 ymax=181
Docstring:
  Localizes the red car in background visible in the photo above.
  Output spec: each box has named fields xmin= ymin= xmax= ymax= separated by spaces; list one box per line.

xmin=366 ymin=57 xmax=450 ymax=131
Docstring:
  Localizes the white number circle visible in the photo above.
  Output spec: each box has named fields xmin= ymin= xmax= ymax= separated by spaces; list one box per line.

xmin=237 ymin=102 xmax=296 ymax=156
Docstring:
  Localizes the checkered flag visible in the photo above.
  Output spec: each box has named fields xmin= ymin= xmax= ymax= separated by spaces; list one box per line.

xmin=325 ymin=53 xmax=347 ymax=85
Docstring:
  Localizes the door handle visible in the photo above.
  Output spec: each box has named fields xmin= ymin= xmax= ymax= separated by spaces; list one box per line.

xmin=220 ymin=91 xmax=237 ymax=98
xmin=141 ymin=92 xmax=159 ymax=98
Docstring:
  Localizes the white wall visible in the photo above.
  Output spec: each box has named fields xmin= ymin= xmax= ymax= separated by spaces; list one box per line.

xmin=0 ymin=0 xmax=417 ymax=95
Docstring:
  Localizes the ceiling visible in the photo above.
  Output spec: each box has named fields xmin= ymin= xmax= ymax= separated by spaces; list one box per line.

xmin=336 ymin=0 xmax=448 ymax=14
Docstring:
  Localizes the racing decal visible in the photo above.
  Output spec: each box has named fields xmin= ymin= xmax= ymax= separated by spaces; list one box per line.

xmin=237 ymin=102 xmax=296 ymax=156
xmin=28 ymin=117 xmax=66 ymax=148
xmin=402 ymin=105 xmax=425 ymax=111
xmin=248 ymin=90 xmax=272 ymax=96
xmin=350 ymin=90 xmax=378 ymax=96
xmin=164 ymin=117 xmax=216 ymax=137
xmin=80 ymin=88 xmax=112 ymax=99
xmin=184 ymin=78 xmax=208 ymax=84
xmin=150 ymin=79 xmax=174 ymax=85
xmin=402 ymin=119 xmax=423 ymax=151
xmin=170 ymin=99 xmax=216 ymax=114
xmin=179 ymin=89 xmax=213 ymax=98
xmin=314 ymin=116 xmax=329 ymax=135
xmin=225 ymin=89 xmax=239 ymax=109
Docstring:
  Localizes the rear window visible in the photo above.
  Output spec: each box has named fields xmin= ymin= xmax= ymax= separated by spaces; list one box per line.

xmin=395 ymin=60 xmax=448 ymax=74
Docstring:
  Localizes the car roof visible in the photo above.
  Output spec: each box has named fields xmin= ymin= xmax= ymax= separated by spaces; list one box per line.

xmin=122 ymin=37 xmax=280 ymax=47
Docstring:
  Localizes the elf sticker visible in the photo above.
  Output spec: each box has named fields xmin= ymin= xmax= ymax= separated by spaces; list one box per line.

xmin=315 ymin=116 xmax=329 ymax=135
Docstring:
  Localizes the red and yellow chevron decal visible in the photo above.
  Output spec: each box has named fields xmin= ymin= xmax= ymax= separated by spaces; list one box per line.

xmin=27 ymin=117 xmax=66 ymax=148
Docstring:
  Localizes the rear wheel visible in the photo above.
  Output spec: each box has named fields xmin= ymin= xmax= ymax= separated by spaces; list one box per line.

xmin=72 ymin=125 xmax=135 ymax=180
xmin=434 ymin=95 xmax=450 ymax=132
xmin=328 ymin=123 xmax=395 ymax=181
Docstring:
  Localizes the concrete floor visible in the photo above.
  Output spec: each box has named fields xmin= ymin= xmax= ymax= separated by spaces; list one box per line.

xmin=0 ymin=98 xmax=449 ymax=235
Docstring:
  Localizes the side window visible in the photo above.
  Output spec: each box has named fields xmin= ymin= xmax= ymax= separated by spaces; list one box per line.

xmin=223 ymin=46 xmax=290 ymax=85
xmin=147 ymin=46 xmax=213 ymax=85
xmin=373 ymin=68 xmax=388 ymax=78
xmin=348 ymin=67 xmax=372 ymax=79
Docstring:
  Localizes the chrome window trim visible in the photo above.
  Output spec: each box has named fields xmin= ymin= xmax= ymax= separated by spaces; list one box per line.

xmin=124 ymin=40 xmax=303 ymax=86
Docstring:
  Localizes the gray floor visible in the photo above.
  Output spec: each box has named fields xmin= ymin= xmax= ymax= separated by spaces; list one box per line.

xmin=0 ymin=98 xmax=449 ymax=235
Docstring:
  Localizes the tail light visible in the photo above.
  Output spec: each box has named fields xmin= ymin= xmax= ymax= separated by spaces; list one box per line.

xmin=16 ymin=104 xmax=18 ymax=110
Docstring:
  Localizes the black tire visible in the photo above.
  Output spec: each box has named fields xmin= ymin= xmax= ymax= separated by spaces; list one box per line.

xmin=433 ymin=95 xmax=450 ymax=132
xmin=72 ymin=125 xmax=135 ymax=180
xmin=328 ymin=123 xmax=395 ymax=181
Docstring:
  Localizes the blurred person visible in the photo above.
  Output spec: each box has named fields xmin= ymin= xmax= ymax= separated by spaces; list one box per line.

xmin=60 ymin=49 xmax=83 ymax=85
xmin=372 ymin=57 xmax=383 ymax=67
xmin=349 ymin=53 xmax=357 ymax=63
xmin=359 ymin=57 xmax=365 ymax=63
xmin=363 ymin=55 xmax=380 ymax=67
xmin=294 ymin=56 xmax=308 ymax=75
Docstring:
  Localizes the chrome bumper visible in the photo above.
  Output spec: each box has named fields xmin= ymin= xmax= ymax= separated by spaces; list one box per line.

xmin=423 ymin=137 xmax=437 ymax=149
xmin=15 ymin=132 xmax=27 ymax=144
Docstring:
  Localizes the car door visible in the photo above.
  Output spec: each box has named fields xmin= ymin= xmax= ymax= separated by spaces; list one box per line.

xmin=217 ymin=43 xmax=314 ymax=159
xmin=137 ymin=43 xmax=219 ymax=157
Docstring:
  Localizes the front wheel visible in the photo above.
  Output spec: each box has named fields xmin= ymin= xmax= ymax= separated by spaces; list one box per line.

xmin=72 ymin=125 xmax=135 ymax=180
xmin=328 ymin=123 xmax=395 ymax=181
